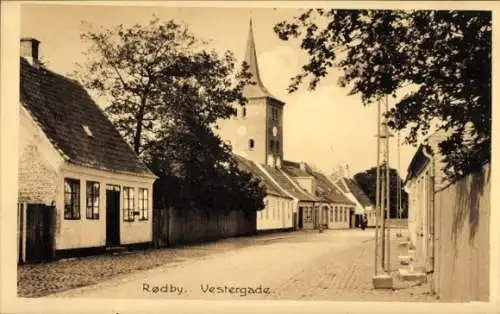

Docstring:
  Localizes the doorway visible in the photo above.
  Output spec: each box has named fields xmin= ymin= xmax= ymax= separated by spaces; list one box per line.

xmin=298 ymin=207 xmax=303 ymax=229
xmin=106 ymin=185 xmax=120 ymax=246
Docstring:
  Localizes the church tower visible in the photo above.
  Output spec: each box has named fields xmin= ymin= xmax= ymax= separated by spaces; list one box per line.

xmin=218 ymin=19 xmax=285 ymax=167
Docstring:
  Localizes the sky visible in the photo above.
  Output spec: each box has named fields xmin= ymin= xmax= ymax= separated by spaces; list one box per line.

xmin=20 ymin=4 xmax=420 ymax=178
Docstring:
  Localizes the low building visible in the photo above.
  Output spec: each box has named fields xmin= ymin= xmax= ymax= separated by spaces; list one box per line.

xmin=261 ymin=163 xmax=318 ymax=230
xmin=404 ymin=130 xmax=449 ymax=271
xmin=329 ymin=176 xmax=375 ymax=228
xmin=234 ymin=154 xmax=294 ymax=232
xmin=309 ymin=170 xmax=356 ymax=230
xmin=18 ymin=38 xmax=157 ymax=259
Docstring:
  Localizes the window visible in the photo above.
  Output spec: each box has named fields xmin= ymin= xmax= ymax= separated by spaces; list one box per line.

xmin=249 ymin=139 xmax=255 ymax=149
xmin=138 ymin=188 xmax=149 ymax=220
xmin=305 ymin=207 xmax=312 ymax=222
xmin=271 ymin=107 xmax=279 ymax=121
xmin=123 ymin=187 xmax=135 ymax=221
xmin=330 ymin=208 xmax=333 ymax=222
xmin=86 ymin=181 xmax=100 ymax=219
xmin=64 ymin=178 xmax=80 ymax=220
xmin=82 ymin=125 xmax=93 ymax=137
xmin=335 ymin=206 xmax=338 ymax=222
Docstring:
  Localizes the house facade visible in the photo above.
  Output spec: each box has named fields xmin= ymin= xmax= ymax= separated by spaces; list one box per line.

xmin=331 ymin=176 xmax=375 ymax=228
xmin=310 ymin=169 xmax=356 ymax=230
xmin=404 ymin=130 xmax=449 ymax=272
xmin=234 ymin=154 xmax=294 ymax=231
xmin=18 ymin=38 xmax=157 ymax=256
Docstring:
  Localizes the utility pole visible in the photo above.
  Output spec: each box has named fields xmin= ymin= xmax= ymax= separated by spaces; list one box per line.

xmin=373 ymin=93 xmax=393 ymax=288
xmin=397 ymin=130 xmax=402 ymax=237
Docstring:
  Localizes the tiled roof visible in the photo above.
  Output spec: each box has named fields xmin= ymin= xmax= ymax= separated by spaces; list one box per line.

xmin=344 ymin=178 xmax=373 ymax=207
xmin=234 ymin=154 xmax=291 ymax=199
xmin=281 ymin=160 xmax=310 ymax=177
xmin=20 ymin=58 xmax=155 ymax=177
xmin=405 ymin=129 xmax=451 ymax=187
xmin=262 ymin=165 xmax=317 ymax=202
xmin=312 ymin=172 xmax=356 ymax=205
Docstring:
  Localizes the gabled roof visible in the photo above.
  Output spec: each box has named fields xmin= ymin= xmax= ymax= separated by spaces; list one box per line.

xmin=20 ymin=58 xmax=154 ymax=177
xmin=243 ymin=19 xmax=283 ymax=103
xmin=311 ymin=171 xmax=356 ymax=205
xmin=344 ymin=178 xmax=373 ymax=207
xmin=281 ymin=160 xmax=310 ymax=177
xmin=405 ymin=129 xmax=450 ymax=187
xmin=262 ymin=165 xmax=317 ymax=202
xmin=234 ymin=154 xmax=291 ymax=199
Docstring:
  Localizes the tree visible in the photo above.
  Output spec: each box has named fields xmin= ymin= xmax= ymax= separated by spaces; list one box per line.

xmin=354 ymin=166 xmax=408 ymax=219
xmin=274 ymin=10 xmax=491 ymax=181
xmin=75 ymin=17 xmax=265 ymax=214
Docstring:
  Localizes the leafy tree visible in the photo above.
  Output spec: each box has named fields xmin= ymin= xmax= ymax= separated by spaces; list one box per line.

xmin=354 ymin=166 xmax=408 ymax=219
xmin=75 ymin=17 xmax=265 ymax=214
xmin=274 ymin=10 xmax=491 ymax=180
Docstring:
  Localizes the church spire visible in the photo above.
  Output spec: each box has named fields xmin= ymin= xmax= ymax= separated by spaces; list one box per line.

xmin=243 ymin=19 xmax=274 ymax=99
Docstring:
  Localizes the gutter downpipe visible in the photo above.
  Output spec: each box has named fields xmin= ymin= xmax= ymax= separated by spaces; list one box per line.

xmin=421 ymin=143 xmax=435 ymax=290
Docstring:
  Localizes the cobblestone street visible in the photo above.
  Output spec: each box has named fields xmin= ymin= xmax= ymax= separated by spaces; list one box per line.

xmin=30 ymin=228 xmax=438 ymax=302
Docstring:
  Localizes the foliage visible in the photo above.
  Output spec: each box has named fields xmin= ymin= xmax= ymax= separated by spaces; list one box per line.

xmin=274 ymin=9 xmax=491 ymax=180
xmin=75 ymin=17 xmax=265 ymax=213
xmin=354 ymin=166 xmax=408 ymax=218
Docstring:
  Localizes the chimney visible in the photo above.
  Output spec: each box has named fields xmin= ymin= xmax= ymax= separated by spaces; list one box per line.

xmin=267 ymin=154 xmax=275 ymax=167
xmin=20 ymin=38 xmax=40 ymax=67
xmin=276 ymin=157 xmax=282 ymax=169
xmin=300 ymin=162 xmax=307 ymax=172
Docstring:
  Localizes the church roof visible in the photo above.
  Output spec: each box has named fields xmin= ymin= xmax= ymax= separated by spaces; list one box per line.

xmin=20 ymin=57 xmax=155 ymax=177
xmin=243 ymin=19 xmax=282 ymax=103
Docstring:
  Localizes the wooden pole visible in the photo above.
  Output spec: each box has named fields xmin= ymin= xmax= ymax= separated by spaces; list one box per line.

xmin=385 ymin=94 xmax=391 ymax=273
xmin=374 ymin=98 xmax=381 ymax=276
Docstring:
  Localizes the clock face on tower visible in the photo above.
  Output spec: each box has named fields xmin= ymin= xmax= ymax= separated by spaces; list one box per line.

xmin=272 ymin=126 xmax=278 ymax=137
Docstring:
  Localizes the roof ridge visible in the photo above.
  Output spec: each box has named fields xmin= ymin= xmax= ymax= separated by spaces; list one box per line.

xmin=20 ymin=58 xmax=155 ymax=177
xmin=254 ymin=163 xmax=295 ymax=200
xmin=278 ymin=167 xmax=317 ymax=201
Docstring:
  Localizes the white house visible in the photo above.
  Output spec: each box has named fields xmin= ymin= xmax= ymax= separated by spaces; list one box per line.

xmin=404 ymin=130 xmax=449 ymax=272
xmin=18 ymin=38 xmax=157 ymax=257
xmin=332 ymin=176 xmax=375 ymax=228
xmin=234 ymin=154 xmax=294 ymax=232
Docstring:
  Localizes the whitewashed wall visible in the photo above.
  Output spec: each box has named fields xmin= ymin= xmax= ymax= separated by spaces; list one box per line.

xmin=327 ymin=204 xmax=351 ymax=229
xmin=54 ymin=165 xmax=155 ymax=250
xmin=257 ymin=195 xmax=293 ymax=230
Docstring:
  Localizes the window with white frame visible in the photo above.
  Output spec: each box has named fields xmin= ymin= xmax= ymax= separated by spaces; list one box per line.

xmin=86 ymin=181 xmax=99 ymax=219
xmin=138 ymin=188 xmax=149 ymax=220
xmin=123 ymin=187 xmax=135 ymax=221
xmin=64 ymin=178 xmax=80 ymax=220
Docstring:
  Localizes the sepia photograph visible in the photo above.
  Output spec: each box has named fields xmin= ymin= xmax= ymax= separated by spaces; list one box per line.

xmin=1 ymin=1 xmax=498 ymax=313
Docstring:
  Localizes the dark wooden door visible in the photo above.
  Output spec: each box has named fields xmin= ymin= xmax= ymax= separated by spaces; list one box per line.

xmin=106 ymin=185 xmax=120 ymax=246
xmin=24 ymin=204 xmax=54 ymax=263
xmin=298 ymin=207 xmax=303 ymax=228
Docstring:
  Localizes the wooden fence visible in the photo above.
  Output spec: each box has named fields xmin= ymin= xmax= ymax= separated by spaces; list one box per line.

xmin=153 ymin=207 xmax=256 ymax=247
xmin=433 ymin=163 xmax=490 ymax=302
xmin=17 ymin=203 xmax=55 ymax=264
